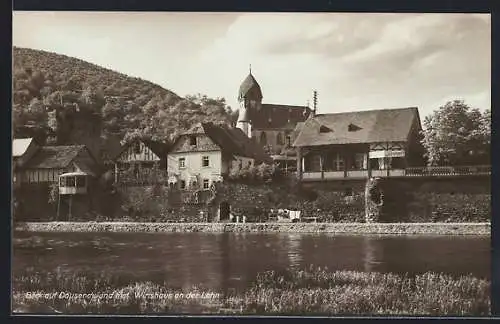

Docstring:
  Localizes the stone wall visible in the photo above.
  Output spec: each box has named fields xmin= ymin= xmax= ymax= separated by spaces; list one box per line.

xmin=15 ymin=221 xmax=491 ymax=235
xmin=362 ymin=176 xmax=491 ymax=223
xmin=17 ymin=174 xmax=490 ymax=223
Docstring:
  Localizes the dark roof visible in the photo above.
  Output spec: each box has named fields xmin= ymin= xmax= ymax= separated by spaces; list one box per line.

xmin=23 ymin=145 xmax=87 ymax=169
xmin=176 ymin=122 xmax=272 ymax=163
xmin=225 ymin=127 xmax=273 ymax=163
xmin=293 ymin=107 xmax=420 ymax=147
xmin=238 ymin=73 xmax=263 ymax=102
xmin=115 ymin=138 xmax=171 ymax=160
xmin=142 ymin=139 xmax=171 ymax=157
xmin=251 ymin=104 xmax=312 ymax=130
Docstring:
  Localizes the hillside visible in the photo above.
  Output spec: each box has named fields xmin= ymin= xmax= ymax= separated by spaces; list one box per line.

xmin=12 ymin=47 xmax=238 ymax=145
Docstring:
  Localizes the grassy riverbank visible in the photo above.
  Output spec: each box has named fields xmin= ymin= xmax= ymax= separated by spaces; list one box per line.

xmin=14 ymin=221 xmax=491 ymax=235
xmin=12 ymin=267 xmax=490 ymax=315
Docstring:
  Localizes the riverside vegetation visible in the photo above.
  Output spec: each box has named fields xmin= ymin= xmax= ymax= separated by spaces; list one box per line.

xmin=12 ymin=266 xmax=490 ymax=315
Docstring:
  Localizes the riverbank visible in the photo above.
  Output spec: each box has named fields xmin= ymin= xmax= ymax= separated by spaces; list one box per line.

xmin=14 ymin=222 xmax=491 ymax=235
xmin=12 ymin=267 xmax=490 ymax=315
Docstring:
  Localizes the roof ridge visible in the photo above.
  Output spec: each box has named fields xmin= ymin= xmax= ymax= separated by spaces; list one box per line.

xmin=315 ymin=106 xmax=418 ymax=117
xmin=262 ymin=103 xmax=310 ymax=109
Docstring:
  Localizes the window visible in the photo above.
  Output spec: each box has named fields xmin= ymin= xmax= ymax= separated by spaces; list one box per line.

xmin=286 ymin=135 xmax=292 ymax=147
xmin=276 ymin=133 xmax=284 ymax=145
xmin=390 ymin=157 xmax=406 ymax=169
xmin=67 ymin=176 xmax=76 ymax=187
xmin=203 ymin=179 xmax=210 ymax=189
xmin=260 ymin=132 xmax=267 ymax=145
xmin=348 ymin=123 xmax=361 ymax=132
xmin=60 ymin=176 xmax=66 ymax=186
xmin=333 ymin=153 xmax=344 ymax=171
xmin=189 ymin=136 xmax=197 ymax=146
xmin=370 ymin=158 xmax=380 ymax=170
xmin=305 ymin=154 xmax=321 ymax=172
xmin=179 ymin=157 xmax=186 ymax=169
xmin=353 ymin=153 xmax=366 ymax=170
xmin=180 ymin=180 xmax=186 ymax=190
xmin=248 ymin=160 xmax=252 ymax=167
xmin=76 ymin=176 xmax=86 ymax=188
xmin=319 ymin=125 xmax=332 ymax=133
xmin=202 ymin=156 xmax=209 ymax=167
xmin=134 ymin=142 xmax=141 ymax=154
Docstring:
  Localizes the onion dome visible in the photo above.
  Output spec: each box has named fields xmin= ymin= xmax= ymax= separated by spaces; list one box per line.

xmin=238 ymin=71 xmax=263 ymax=102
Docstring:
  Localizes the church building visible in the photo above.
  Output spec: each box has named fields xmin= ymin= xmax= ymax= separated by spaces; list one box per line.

xmin=236 ymin=68 xmax=314 ymax=170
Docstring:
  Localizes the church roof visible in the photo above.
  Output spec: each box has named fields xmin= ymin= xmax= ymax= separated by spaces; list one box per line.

xmin=238 ymin=73 xmax=263 ymax=101
xmin=251 ymin=104 xmax=312 ymax=130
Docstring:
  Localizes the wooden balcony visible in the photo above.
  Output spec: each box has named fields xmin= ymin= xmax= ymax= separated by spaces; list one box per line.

xmin=301 ymin=165 xmax=491 ymax=181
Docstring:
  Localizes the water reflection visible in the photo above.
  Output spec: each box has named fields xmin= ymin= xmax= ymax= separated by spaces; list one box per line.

xmin=286 ymin=233 xmax=303 ymax=269
xmin=362 ymin=236 xmax=382 ymax=273
xmin=12 ymin=232 xmax=491 ymax=294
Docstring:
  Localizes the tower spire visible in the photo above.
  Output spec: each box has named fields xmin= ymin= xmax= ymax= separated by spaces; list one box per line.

xmin=249 ymin=64 xmax=252 ymax=74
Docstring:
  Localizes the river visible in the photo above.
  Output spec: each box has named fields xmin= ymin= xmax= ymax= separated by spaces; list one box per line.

xmin=13 ymin=232 xmax=490 ymax=293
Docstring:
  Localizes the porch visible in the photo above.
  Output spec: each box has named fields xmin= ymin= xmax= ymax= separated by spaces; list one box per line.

xmin=301 ymin=165 xmax=491 ymax=181
xmin=297 ymin=144 xmax=490 ymax=181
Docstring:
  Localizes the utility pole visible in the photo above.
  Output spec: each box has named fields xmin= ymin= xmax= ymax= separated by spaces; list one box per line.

xmin=313 ymin=90 xmax=318 ymax=116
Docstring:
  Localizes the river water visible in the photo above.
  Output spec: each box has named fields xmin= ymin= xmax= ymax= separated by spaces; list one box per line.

xmin=13 ymin=232 xmax=490 ymax=293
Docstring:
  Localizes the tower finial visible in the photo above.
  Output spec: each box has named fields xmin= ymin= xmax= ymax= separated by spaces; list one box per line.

xmin=249 ymin=64 xmax=252 ymax=74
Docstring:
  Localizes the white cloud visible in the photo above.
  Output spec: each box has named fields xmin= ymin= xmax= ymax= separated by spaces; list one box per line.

xmin=13 ymin=12 xmax=490 ymax=117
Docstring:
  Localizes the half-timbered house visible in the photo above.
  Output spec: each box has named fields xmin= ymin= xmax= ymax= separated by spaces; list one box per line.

xmin=293 ymin=107 xmax=426 ymax=181
xmin=113 ymin=138 xmax=170 ymax=183
xmin=19 ymin=145 xmax=101 ymax=184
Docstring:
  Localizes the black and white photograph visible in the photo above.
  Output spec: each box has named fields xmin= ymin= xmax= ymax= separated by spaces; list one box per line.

xmin=11 ymin=11 xmax=491 ymax=316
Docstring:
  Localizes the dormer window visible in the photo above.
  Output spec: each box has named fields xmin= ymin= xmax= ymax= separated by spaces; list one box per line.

xmin=348 ymin=123 xmax=361 ymax=132
xmin=319 ymin=125 xmax=332 ymax=133
xmin=189 ymin=136 xmax=197 ymax=146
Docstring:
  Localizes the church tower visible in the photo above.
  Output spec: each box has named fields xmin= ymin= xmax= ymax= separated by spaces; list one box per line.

xmin=237 ymin=65 xmax=263 ymax=138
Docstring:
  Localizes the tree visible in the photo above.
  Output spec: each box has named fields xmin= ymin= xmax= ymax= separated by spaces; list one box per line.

xmin=421 ymin=100 xmax=490 ymax=166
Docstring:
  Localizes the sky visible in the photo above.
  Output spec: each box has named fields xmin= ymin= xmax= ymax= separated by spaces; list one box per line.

xmin=13 ymin=12 xmax=491 ymax=118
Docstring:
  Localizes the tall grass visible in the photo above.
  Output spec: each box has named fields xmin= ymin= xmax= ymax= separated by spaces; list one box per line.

xmin=12 ymin=267 xmax=490 ymax=315
xmin=225 ymin=266 xmax=490 ymax=316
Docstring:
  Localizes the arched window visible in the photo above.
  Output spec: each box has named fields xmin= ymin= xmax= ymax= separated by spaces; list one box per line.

xmin=260 ymin=132 xmax=267 ymax=145
xmin=276 ymin=133 xmax=284 ymax=145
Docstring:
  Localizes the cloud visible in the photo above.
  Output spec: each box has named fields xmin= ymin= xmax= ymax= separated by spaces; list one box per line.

xmin=13 ymin=12 xmax=490 ymax=118
xmin=190 ymin=13 xmax=490 ymax=117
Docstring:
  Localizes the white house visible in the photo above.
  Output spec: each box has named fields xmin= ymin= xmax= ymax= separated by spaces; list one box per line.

xmin=167 ymin=122 xmax=271 ymax=190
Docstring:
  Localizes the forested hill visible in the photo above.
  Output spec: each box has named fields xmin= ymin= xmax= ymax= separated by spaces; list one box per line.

xmin=12 ymin=47 xmax=238 ymax=144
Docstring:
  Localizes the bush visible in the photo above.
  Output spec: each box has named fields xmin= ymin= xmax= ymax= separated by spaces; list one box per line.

xmin=228 ymin=163 xmax=280 ymax=184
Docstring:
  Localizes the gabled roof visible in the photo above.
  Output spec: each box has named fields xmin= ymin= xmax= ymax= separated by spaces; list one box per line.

xmin=251 ymin=104 xmax=312 ymax=130
xmin=174 ymin=122 xmax=272 ymax=163
xmin=293 ymin=107 xmax=420 ymax=147
xmin=142 ymin=139 xmax=171 ymax=157
xmin=115 ymin=137 xmax=171 ymax=160
xmin=13 ymin=138 xmax=34 ymax=158
xmin=23 ymin=145 xmax=88 ymax=169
